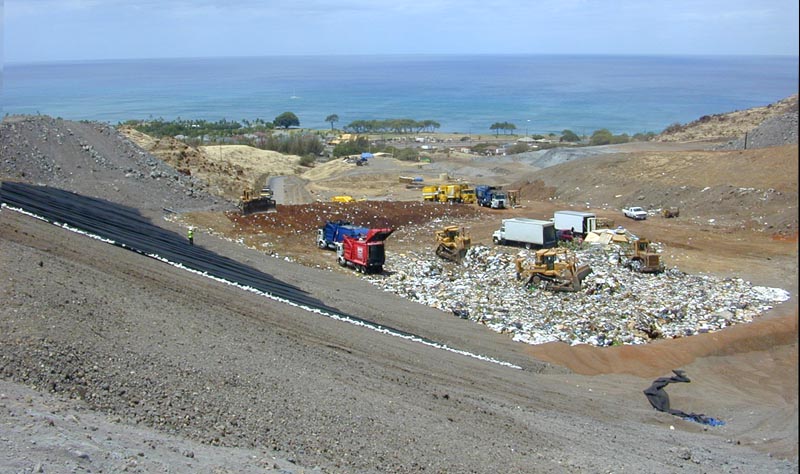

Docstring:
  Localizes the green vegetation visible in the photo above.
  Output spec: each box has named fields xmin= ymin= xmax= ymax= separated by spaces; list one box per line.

xmin=489 ymin=122 xmax=517 ymax=135
xmin=260 ymin=133 xmax=324 ymax=157
xmin=120 ymin=118 xmax=274 ymax=139
xmin=560 ymin=129 xmax=581 ymax=142
xmin=332 ymin=137 xmax=420 ymax=161
xmin=332 ymin=136 xmax=371 ymax=157
xmin=344 ymin=119 xmax=440 ymax=133
xmin=506 ymin=143 xmax=530 ymax=154
xmin=273 ymin=112 xmax=300 ymax=129
xmin=325 ymin=114 xmax=339 ymax=130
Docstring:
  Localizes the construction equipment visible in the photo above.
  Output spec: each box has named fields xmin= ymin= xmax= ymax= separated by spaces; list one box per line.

xmin=461 ymin=187 xmax=476 ymax=204
xmin=505 ymin=189 xmax=519 ymax=207
xmin=475 ymin=185 xmax=507 ymax=209
xmin=622 ymin=238 xmax=665 ymax=273
xmin=336 ymin=228 xmax=394 ymax=274
xmin=239 ymin=186 xmax=277 ymax=215
xmin=434 ymin=226 xmax=471 ymax=263
xmin=332 ymin=195 xmax=355 ymax=203
xmin=422 ymin=185 xmax=439 ymax=202
xmin=515 ymin=248 xmax=592 ymax=292
xmin=661 ymin=207 xmax=680 ymax=218
xmin=317 ymin=220 xmax=368 ymax=250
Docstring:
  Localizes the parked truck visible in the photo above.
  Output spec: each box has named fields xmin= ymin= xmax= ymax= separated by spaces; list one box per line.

xmin=623 ymin=206 xmax=648 ymax=220
xmin=492 ymin=218 xmax=556 ymax=249
xmin=475 ymin=185 xmax=507 ymax=209
xmin=553 ymin=210 xmax=597 ymax=236
xmin=336 ymin=228 xmax=394 ymax=273
xmin=317 ymin=220 xmax=369 ymax=250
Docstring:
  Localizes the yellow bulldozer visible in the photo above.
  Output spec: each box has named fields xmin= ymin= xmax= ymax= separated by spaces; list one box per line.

xmin=239 ymin=185 xmax=277 ymax=215
xmin=515 ymin=248 xmax=592 ymax=292
xmin=622 ymin=238 xmax=665 ymax=273
xmin=434 ymin=226 xmax=472 ymax=263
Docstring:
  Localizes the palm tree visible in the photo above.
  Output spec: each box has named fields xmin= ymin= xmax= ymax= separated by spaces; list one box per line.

xmin=325 ymin=114 xmax=339 ymax=130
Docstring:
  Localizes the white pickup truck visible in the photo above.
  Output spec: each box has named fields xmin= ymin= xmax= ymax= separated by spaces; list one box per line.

xmin=623 ymin=206 xmax=648 ymax=220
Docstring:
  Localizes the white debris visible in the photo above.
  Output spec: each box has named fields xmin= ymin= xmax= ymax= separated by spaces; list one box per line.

xmin=366 ymin=242 xmax=789 ymax=347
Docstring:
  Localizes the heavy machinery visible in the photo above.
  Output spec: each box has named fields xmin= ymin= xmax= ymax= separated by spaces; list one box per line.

xmin=661 ymin=207 xmax=680 ymax=218
xmin=622 ymin=238 xmax=665 ymax=273
xmin=422 ymin=185 xmax=439 ymax=202
xmin=332 ymin=195 xmax=355 ymax=203
xmin=475 ymin=185 xmax=507 ymax=209
xmin=336 ymin=228 xmax=394 ymax=274
xmin=515 ymin=248 xmax=592 ymax=292
xmin=317 ymin=220 xmax=368 ymax=250
xmin=434 ymin=226 xmax=471 ymax=263
xmin=461 ymin=187 xmax=476 ymax=204
xmin=239 ymin=185 xmax=276 ymax=215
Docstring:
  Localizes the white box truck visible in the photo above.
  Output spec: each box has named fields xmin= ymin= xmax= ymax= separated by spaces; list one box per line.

xmin=492 ymin=218 xmax=556 ymax=249
xmin=553 ymin=210 xmax=597 ymax=236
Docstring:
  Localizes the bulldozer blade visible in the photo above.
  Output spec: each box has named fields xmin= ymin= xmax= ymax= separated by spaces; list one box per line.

xmin=240 ymin=198 xmax=277 ymax=215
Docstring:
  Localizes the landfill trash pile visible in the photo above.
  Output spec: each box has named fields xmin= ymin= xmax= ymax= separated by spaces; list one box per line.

xmin=368 ymin=240 xmax=790 ymax=347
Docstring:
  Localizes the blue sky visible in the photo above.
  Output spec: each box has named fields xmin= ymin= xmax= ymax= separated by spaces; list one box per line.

xmin=4 ymin=0 xmax=799 ymax=62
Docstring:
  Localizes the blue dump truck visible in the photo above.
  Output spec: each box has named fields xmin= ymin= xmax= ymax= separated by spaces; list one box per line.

xmin=317 ymin=220 xmax=369 ymax=250
xmin=475 ymin=185 xmax=507 ymax=209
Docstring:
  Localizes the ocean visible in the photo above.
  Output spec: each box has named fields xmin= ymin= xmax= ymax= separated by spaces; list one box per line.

xmin=3 ymin=54 xmax=798 ymax=135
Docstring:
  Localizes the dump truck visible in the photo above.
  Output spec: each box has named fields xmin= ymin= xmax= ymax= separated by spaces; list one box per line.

xmin=553 ymin=210 xmax=597 ymax=236
xmin=434 ymin=226 xmax=471 ymax=263
xmin=475 ymin=185 xmax=507 ymax=209
xmin=622 ymin=237 xmax=665 ymax=273
xmin=439 ymin=183 xmax=472 ymax=203
xmin=239 ymin=186 xmax=277 ymax=215
xmin=492 ymin=218 xmax=556 ymax=249
xmin=515 ymin=248 xmax=592 ymax=292
xmin=317 ymin=220 xmax=369 ymax=250
xmin=461 ymin=187 xmax=476 ymax=204
xmin=422 ymin=185 xmax=439 ymax=202
xmin=336 ymin=228 xmax=394 ymax=274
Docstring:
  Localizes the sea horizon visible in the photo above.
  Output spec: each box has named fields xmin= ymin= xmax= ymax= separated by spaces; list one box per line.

xmin=3 ymin=53 xmax=798 ymax=136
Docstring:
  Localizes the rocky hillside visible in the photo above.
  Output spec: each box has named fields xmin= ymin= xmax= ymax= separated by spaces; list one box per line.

xmin=657 ymin=94 xmax=798 ymax=145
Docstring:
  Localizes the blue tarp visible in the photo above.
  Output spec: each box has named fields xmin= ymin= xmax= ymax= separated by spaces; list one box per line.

xmin=360 ymin=152 xmax=373 ymax=159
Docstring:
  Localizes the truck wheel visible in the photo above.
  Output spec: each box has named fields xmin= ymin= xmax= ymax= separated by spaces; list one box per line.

xmin=338 ymin=257 xmax=346 ymax=267
xmin=318 ymin=240 xmax=327 ymax=249
xmin=493 ymin=236 xmax=500 ymax=245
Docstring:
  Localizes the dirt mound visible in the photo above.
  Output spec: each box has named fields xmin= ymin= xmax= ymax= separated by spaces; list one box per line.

xmin=1 ymin=116 xmax=228 ymax=213
xmin=119 ymin=127 xmax=304 ymax=201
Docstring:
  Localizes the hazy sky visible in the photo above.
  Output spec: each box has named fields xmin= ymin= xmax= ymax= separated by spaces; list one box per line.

xmin=4 ymin=0 xmax=799 ymax=62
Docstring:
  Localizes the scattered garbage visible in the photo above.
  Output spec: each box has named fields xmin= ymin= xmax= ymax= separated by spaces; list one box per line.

xmin=366 ymin=223 xmax=789 ymax=347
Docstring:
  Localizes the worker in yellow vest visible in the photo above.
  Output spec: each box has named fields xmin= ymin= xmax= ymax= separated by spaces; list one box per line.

xmin=187 ymin=227 xmax=194 ymax=245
